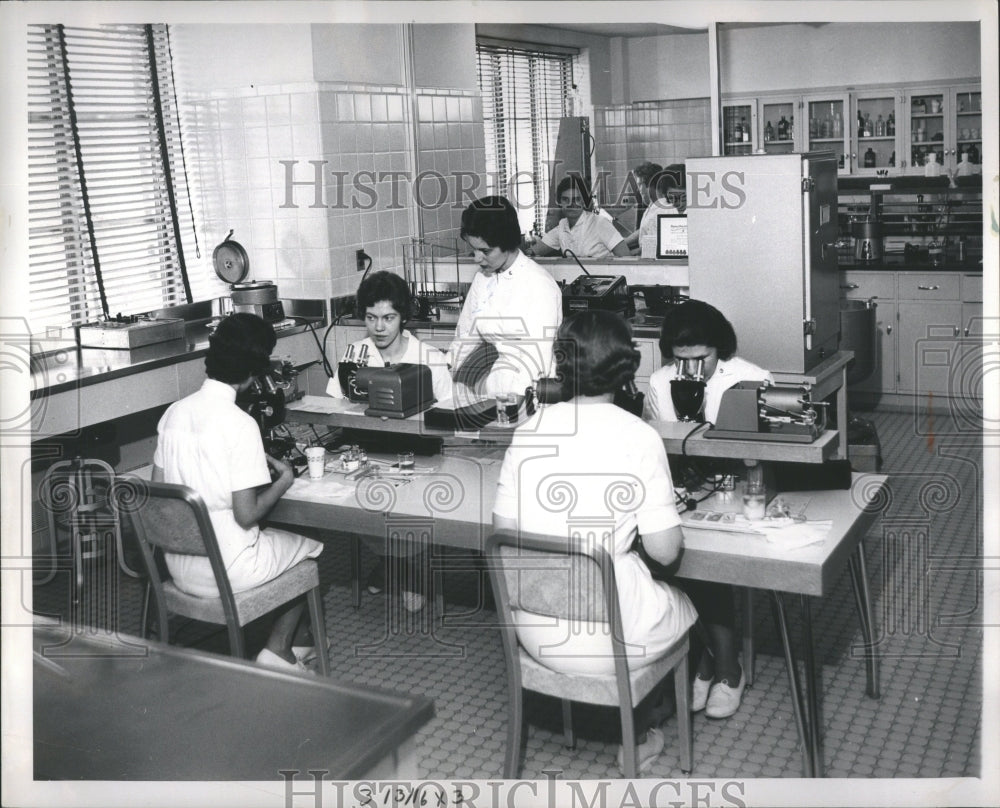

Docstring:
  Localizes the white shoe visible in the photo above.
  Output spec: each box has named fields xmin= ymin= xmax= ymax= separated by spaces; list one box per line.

xmin=705 ymin=669 xmax=746 ymax=718
xmin=401 ymin=590 xmax=425 ymax=613
xmin=616 ymin=727 xmax=664 ymax=776
xmin=291 ymin=639 xmax=330 ymax=664
xmin=256 ymin=648 xmax=312 ymax=674
xmin=691 ymin=676 xmax=712 ymax=712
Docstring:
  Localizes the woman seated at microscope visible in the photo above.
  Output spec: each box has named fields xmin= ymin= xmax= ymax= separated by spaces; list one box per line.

xmin=152 ymin=313 xmax=325 ymax=672
xmin=327 ymin=270 xmax=452 ymax=612
xmin=327 ymin=270 xmax=452 ymax=403
xmin=493 ymin=310 xmax=698 ymax=774
xmin=530 ymin=174 xmax=631 ymax=259
xmin=643 ymin=299 xmax=772 ymax=719
xmin=623 ymin=163 xmax=686 ymax=254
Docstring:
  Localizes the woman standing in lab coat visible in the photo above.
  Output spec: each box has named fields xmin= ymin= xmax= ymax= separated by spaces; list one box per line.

xmin=448 ymin=195 xmax=563 ymax=399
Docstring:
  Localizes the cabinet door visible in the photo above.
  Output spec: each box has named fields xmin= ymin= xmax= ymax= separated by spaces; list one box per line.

xmin=722 ymin=99 xmax=756 ymax=155
xmin=901 ymin=87 xmax=948 ymax=174
xmin=896 ymin=301 xmax=962 ymax=394
xmin=840 ymin=272 xmax=896 ymax=395
xmin=760 ymin=96 xmax=799 ymax=154
xmin=851 ymin=90 xmax=902 ymax=176
xmin=802 ymin=92 xmax=850 ymax=173
xmin=951 ymin=86 xmax=983 ymax=173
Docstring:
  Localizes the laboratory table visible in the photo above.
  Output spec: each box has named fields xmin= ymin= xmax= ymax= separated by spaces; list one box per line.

xmin=32 ymin=618 xmax=433 ymax=780
xmin=268 ymin=450 xmax=887 ymax=777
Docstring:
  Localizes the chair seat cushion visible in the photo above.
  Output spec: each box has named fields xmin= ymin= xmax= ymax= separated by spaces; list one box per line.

xmin=518 ymin=632 xmax=688 ymax=706
xmin=163 ymin=559 xmax=320 ymax=626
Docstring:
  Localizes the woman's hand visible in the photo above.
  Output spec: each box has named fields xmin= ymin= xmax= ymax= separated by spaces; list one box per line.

xmin=266 ymin=454 xmax=295 ymax=492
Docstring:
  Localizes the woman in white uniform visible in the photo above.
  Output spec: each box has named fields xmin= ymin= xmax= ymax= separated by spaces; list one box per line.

xmin=493 ymin=310 xmax=698 ymax=774
xmin=153 ymin=313 xmax=324 ymax=672
xmin=532 ymin=174 xmax=631 ymax=259
xmin=327 ymin=270 xmax=452 ymax=404
xmin=623 ymin=164 xmax=685 ymax=254
xmin=448 ymin=195 xmax=563 ymax=399
xmin=643 ymin=300 xmax=772 ymax=719
xmin=328 ymin=270 xmax=451 ymax=612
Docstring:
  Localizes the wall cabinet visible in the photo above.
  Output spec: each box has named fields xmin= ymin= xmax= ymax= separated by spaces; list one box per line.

xmin=725 ymin=81 xmax=980 ymax=177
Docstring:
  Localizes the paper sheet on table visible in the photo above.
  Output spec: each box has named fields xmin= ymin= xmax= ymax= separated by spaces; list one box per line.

xmin=288 ymin=476 xmax=355 ymax=498
xmin=760 ymin=519 xmax=833 ymax=549
xmin=287 ymin=395 xmax=366 ymax=415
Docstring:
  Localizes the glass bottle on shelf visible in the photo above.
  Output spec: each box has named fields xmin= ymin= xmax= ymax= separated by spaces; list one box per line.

xmin=889 ymin=151 xmax=896 ymax=167
xmin=733 ymin=117 xmax=742 ymax=142
xmin=863 ymin=113 xmax=873 ymax=137
xmin=832 ymin=105 xmax=842 ymax=138
xmin=742 ymin=117 xmax=750 ymax=142
xmin=887 ymin=112 xmax=895 ymax=136
xmin=789 ymin=115 xmax=794 ymax=140
xmin=875 ymin=114 xmax=885 ymax=137
xmin=864 ymin=148 xmax=876 ymax=168
xmin=778 ymin=116 xmax=788 ymax=140
xmin=809 ymin=114 xmax=818 ymax=138
xmin=764 ymin=120 xmax=774 ymax=141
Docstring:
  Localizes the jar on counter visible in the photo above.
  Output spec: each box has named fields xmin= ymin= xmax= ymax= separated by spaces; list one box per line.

xmin=863 ymin=148 xmax=877 ymax=168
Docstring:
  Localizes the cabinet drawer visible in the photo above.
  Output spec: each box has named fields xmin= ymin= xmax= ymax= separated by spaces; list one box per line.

xmin=897 ymin=273 xmax=960 ymax=301
xmin=962 ymin=274 xmax=983 ymax=303
xmin=839 ymin=272 xmax=894 ymax=300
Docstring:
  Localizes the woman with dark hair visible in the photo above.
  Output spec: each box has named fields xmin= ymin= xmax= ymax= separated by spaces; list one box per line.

xmin=152 ymin=313 xmax=324 ymax=672
xmin=532 ymin=174 xmax=631 ymax=259
xmin=493 ymin=310 xmax=697 ymax=774
xmin=327 ymin=270 xmax=450 ymax=612
xmin=623 ymin=163 xmax=686 ymax=254
xmin=327 ymin=270 xmax=452 ymax=404
xmin=643 ymin=299 xmax=772 ymax=719
xmin=449 ymin=195 xmax=563 ymax=397
xmin=645 ymin=299 xmax=771 ymax=424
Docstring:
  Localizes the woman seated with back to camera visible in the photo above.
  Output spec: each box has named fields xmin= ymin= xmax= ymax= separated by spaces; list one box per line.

xmin=530 ymin=174 xmax=631 ymax=259
xmin=152 ymin=313 xmax=324 ymax=672
xmin=492 ymin=310 xmax=698 ymax=774
xmin=643 ymin=299 xmax=772 ymax=719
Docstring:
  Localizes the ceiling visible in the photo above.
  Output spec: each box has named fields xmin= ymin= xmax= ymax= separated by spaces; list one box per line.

xmin=536 ymin=23 xmax=704 ymax=38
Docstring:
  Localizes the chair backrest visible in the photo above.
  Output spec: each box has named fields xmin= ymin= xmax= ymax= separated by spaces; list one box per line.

xmin=111 ymin=477 xmax=233 ymax=601
xmin=486 ymin=531 xmax=622 ymax=633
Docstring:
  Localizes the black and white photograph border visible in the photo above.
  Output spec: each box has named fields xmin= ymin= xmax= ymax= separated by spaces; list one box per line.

xmin=1 ymin=1 xmax=997 ymax=807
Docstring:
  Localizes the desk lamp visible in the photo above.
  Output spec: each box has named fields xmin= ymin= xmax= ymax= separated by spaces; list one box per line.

xmin=669 ymin=358 xmax=706 ymax=421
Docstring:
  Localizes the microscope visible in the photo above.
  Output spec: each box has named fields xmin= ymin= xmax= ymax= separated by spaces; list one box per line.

xmin=237 ymin=358 xmax=305 ymax=458
xmin=669 ymin=358 xmax=707 ymax=421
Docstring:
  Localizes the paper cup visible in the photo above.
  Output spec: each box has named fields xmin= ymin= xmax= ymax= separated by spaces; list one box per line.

xmin=305 ymin=447 xmax=326 ymax=479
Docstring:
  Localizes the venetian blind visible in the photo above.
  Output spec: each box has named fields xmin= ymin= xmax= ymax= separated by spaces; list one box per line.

xmin=27 ymin=24 xmax=198 ymax=333
xmin=475 ymin=40 xmax=575 ymax=235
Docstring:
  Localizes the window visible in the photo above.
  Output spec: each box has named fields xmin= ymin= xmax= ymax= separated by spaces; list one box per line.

xmin=476 ymin=39 xmax=577 ymax=236
xmin=27 ymin=23 xmax=199 ymax=334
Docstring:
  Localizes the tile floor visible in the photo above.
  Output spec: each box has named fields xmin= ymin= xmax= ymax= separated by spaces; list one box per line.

xmin=32 ymin=408 xmax=984 ymax=780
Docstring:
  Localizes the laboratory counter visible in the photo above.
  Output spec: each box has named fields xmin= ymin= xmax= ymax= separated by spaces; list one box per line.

xmin=30 ymin=298 xmax=327 ymax=399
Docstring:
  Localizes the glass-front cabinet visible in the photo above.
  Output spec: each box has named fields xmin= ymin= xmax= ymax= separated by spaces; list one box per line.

xmin=802 ymin=92 xmax=850 ymax=173
xmin=760 ymin=97 xmax=798 ymax=155
xmin=722 ymin=99 xmax=756 ymax=155
xmin=952 ymin=87 xmax=982 ymax=175
xmin=852 ymin=91 xmax=901 ymax=175
xmin=903 ymin=87 xmax=947 ymax=174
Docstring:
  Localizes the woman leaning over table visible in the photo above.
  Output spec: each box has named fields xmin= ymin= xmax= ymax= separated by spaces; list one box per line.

xmin=492 ymin=310 xmax=698 ymax=775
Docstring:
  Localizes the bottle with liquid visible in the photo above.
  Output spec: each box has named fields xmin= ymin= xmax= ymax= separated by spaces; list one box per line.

xmin=764 ymin=120 xmax=774 ymax=141
xmin=875 ymin=114 xmax=885 ymax=137
xmin=733 ymin=118 xmax=742 ymax=142
xmin=809 ymin=115 xmax=818 ymax=138
xmin=832 ymin=104 xmax=843 ymax=138
xmin=864 ymin=148 xmax=877 ymax=168
xmin=742 ymin=463 xmax=767 ymax=521
xmin=741 ymin=117 xmax=750 ymax=142
xmin=863 ymin=113 xmax=873 ymax=137
xmin=778 ymin=116 xmax=788 ymax=140
xmin=857 ymin=110 xmax=864 ymax=139
xmin=886 ymin=112 xmax=895 ymax=136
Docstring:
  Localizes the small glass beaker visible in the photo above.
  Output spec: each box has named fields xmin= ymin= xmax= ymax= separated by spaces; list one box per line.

xmin=495 ymin=393 xmax=518 ymax=425
xmin=742 ymin=463 xmax=766 ymax=521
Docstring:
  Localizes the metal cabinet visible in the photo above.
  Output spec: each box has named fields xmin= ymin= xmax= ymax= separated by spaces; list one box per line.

xmin=900 ymin=83 xmax=981 ymax=174
xmin=851 ymin=90 xmax=903 ymax=176
xmin=839 ymin=271 xmax=896 ymax=395
xmin=895 ymin=272 xmax=963 ymax=395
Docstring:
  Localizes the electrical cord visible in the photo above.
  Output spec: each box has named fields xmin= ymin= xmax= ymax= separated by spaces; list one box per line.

xmin=562 ymin=249 xmax=591 ymax=276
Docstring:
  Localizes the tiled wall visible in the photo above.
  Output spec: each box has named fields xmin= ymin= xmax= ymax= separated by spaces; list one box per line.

xmin=181 ymin=82 xmax=486 ymax=302
xmin=592 ymin=98 xmax=713 ymax=206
